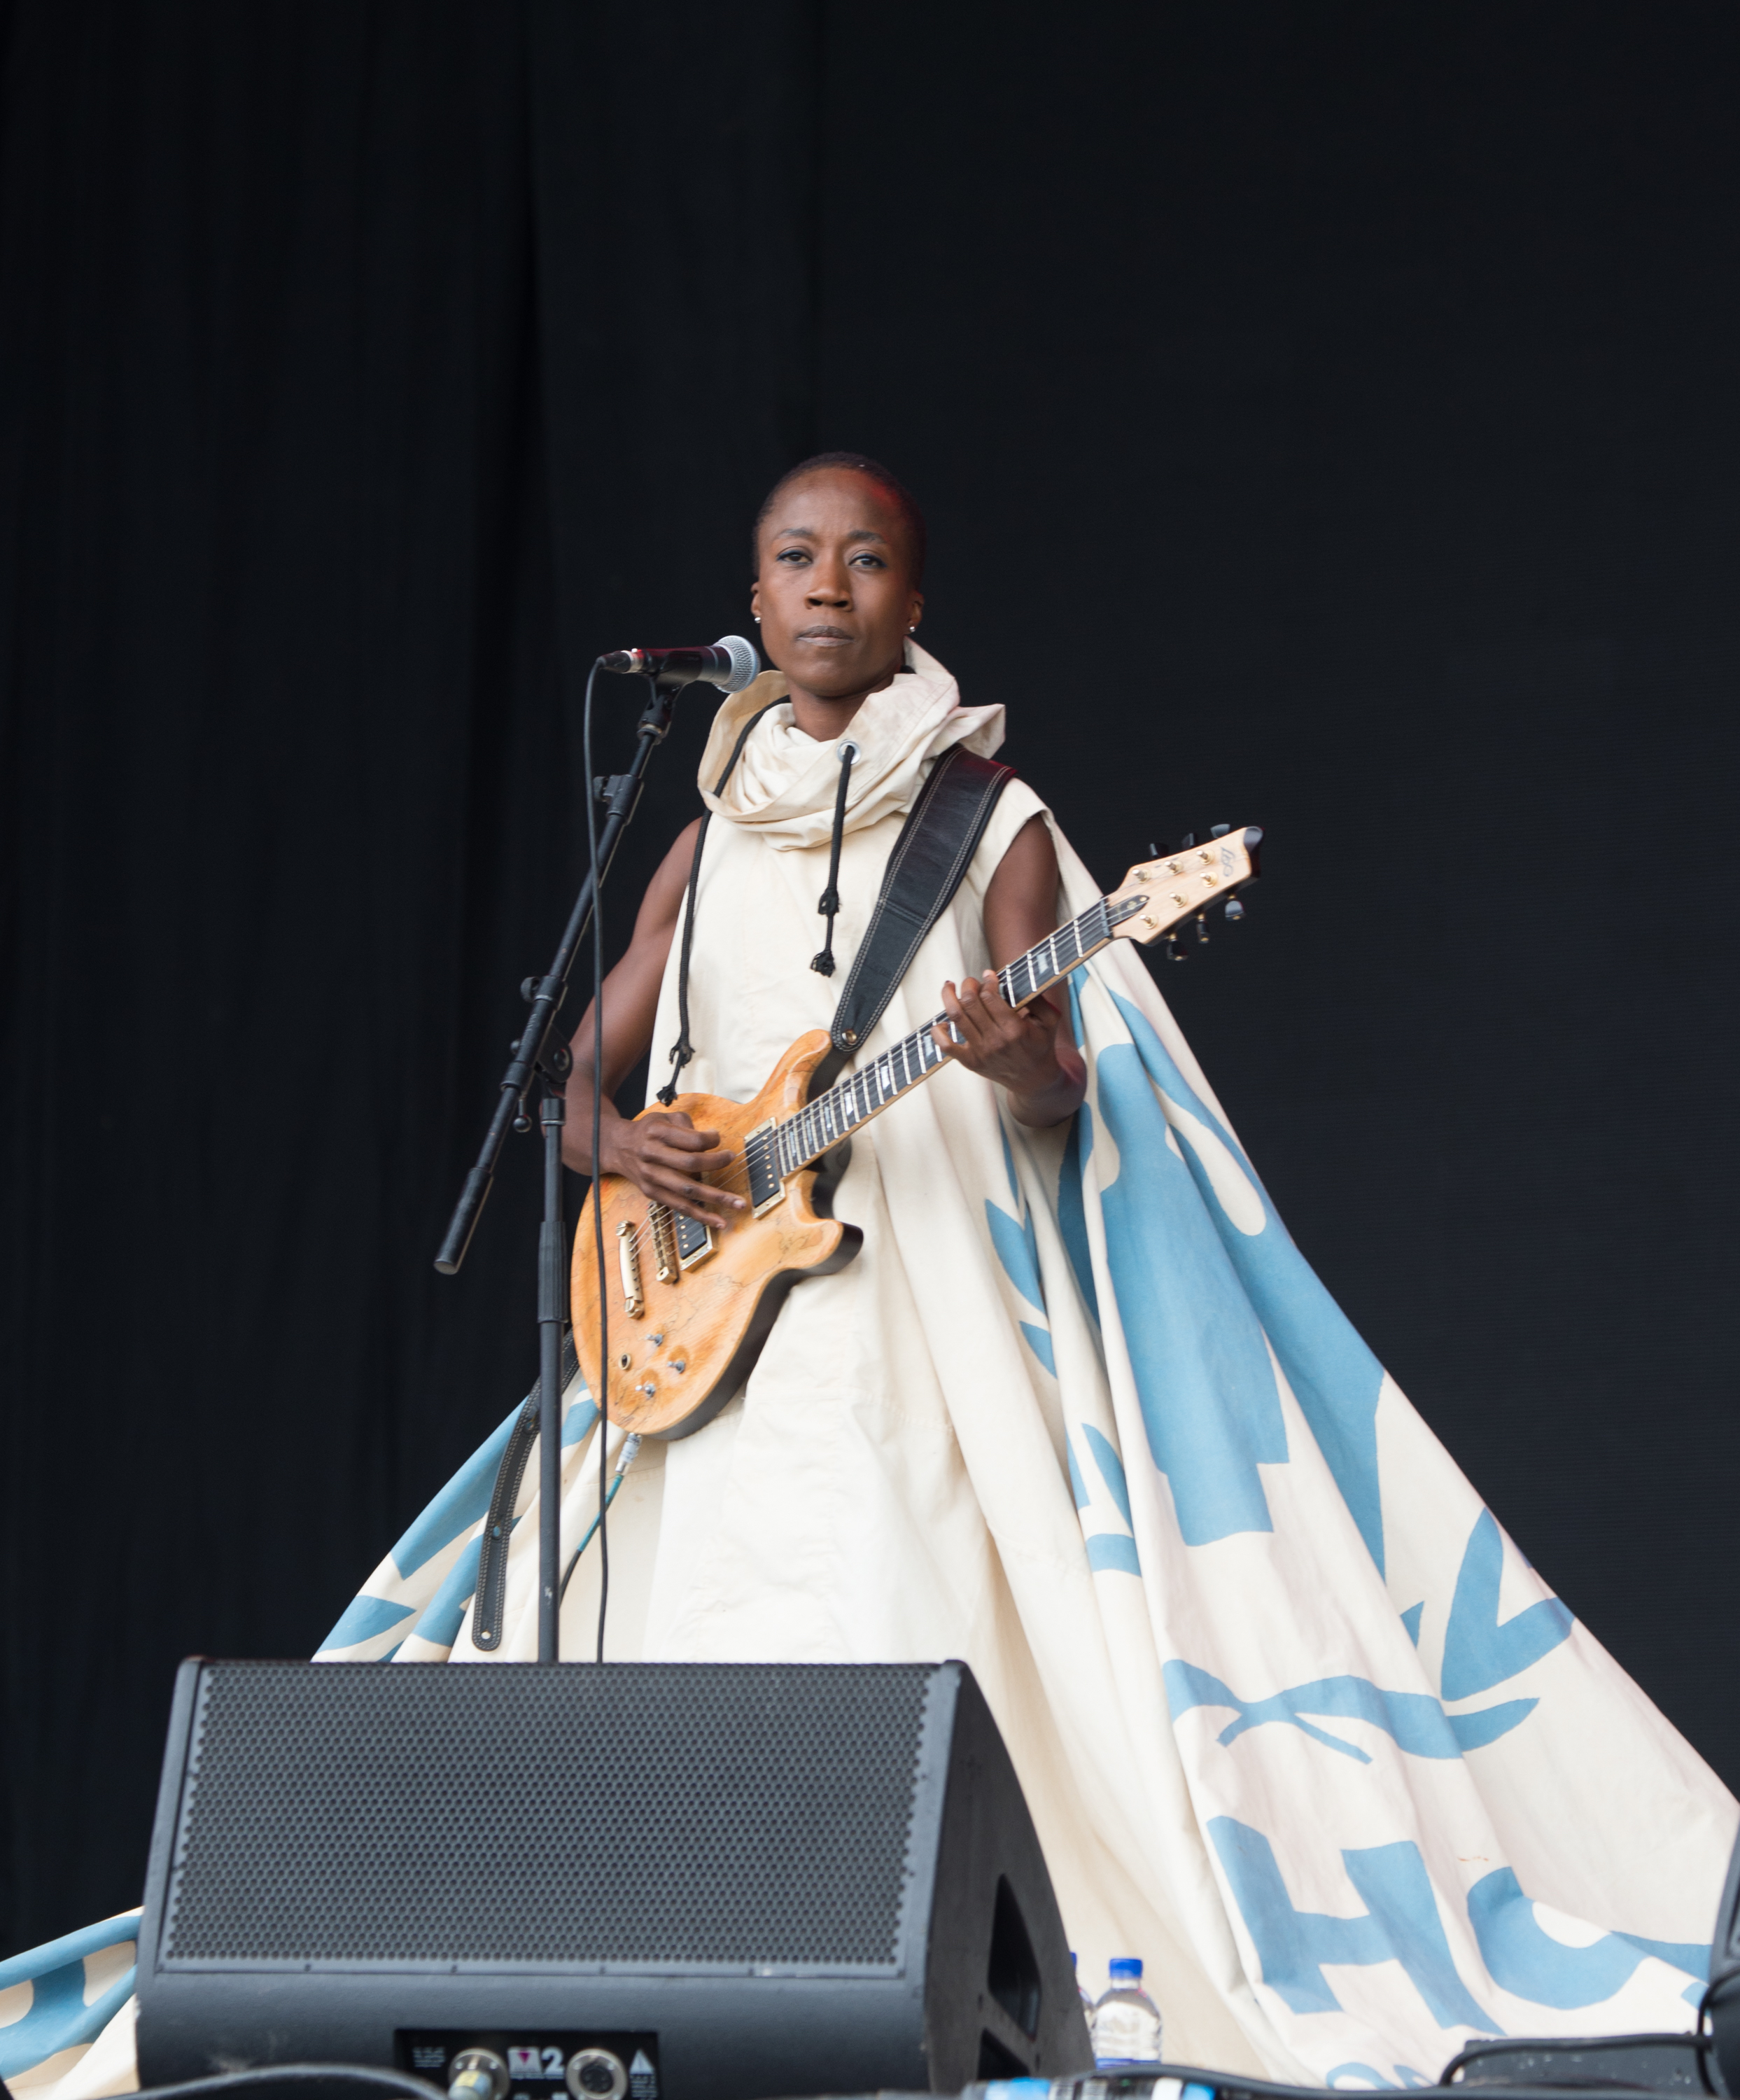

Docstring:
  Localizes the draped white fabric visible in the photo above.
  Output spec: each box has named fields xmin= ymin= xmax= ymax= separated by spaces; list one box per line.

xmin=13 ymin=647 xmax=1732 ymax=2095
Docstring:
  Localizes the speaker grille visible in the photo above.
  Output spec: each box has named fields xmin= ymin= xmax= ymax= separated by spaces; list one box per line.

xmin=160 ymin=1663 xmax=930 ymax=1969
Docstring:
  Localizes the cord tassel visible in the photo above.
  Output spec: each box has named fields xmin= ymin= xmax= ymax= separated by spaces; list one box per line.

xmin=811 ymin=741 xmax=857 ymax=976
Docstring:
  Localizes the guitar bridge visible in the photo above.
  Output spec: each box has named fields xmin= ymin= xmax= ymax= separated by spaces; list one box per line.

xmin=674 ymin=1212 xmax=714 ymax=1269
xmin=745 ymin=1120 xmax=784 ymax=1217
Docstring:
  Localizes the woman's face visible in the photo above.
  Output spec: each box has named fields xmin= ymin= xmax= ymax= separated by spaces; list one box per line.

xmin=751 ymin=468 xmax=924 ymax=704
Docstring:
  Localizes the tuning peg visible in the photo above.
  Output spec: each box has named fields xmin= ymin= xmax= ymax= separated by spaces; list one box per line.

xmin=1209 ymin=822 xmax=1230 ymax=839
xmin=1165 ymin=933 xmax=1188 ymax=962
xmin=1224 ymin=896 xmax=1245 ymax=923
xmin=1194 ymin=912 xmax=1210 ymax=944
xmin=1180 ymin=832 xmax=1196 ymax=848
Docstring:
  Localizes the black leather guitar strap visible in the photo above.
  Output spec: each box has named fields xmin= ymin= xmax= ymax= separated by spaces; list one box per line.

xmin=827 ymin=743 xmax=1015 ymax=1055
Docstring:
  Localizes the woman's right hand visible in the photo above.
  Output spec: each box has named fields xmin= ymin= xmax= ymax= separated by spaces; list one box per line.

xmin=598 ymin=1110 xmax=747 ymax=1230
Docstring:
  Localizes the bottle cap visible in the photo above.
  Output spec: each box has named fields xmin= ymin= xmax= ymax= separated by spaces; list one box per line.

xmin=1109 ymin=1956 xmax=1144 ymax=1982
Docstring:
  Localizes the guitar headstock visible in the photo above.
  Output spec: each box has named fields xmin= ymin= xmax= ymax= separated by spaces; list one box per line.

xmin=1107 ymin=825 xmax=1263 ymax=952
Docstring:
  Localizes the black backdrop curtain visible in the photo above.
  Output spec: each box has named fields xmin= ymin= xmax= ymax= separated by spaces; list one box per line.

xmin=2 ymin=1 xmax=1737 ymax=1955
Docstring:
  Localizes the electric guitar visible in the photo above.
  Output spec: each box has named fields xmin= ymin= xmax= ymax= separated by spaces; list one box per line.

xmin=570 ymin=826 xmax=1263 ymax=1438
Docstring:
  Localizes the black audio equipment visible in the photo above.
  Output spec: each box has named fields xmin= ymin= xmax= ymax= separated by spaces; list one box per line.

xmin=1442 ymin=2035 xmax=1711 ymax=2092
xmin=135 ymin=1660 xmax=1091 ymax=2100
xmin=1703 ymin=1821 xmax=1740 ymax=2096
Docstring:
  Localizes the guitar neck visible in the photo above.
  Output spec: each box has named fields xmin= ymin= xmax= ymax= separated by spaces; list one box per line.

xmin=775 ymin=895 xmax=1116 ymax=1175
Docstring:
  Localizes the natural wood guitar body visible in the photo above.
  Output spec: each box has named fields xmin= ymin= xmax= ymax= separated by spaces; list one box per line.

xmin=569 ymin=1029 xmax=861 ymax=1441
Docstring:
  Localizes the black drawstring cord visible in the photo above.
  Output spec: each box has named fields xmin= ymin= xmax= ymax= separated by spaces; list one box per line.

xmin=656 ymin=813 xmax=710 ymax=1106
xmin=811 ymin=741 xmax=857 ymax=977
xmin=656 ymin=701 xmax=780 ymax=1102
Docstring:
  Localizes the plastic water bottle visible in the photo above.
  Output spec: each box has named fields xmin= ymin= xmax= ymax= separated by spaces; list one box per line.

xmin=1071 ymin=1950 xmax=1096 ymax=2022
xmin=1092 ymin=1954 xmax=1163 ymax=2066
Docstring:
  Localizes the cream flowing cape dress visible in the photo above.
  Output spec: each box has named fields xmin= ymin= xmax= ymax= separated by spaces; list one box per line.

xmin=8 ymin=646 xmax=1732 ymax=2096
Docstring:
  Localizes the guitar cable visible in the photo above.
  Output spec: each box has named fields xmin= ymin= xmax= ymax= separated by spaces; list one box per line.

xmin=582 ymin=653 xmax=610 ymax=1664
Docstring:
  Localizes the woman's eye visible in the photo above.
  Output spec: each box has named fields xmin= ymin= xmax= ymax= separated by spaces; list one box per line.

xmin=850 ymin=552 xmax=886 ymax=568
xmin=776 ymin=547 xmax=808 ymax=564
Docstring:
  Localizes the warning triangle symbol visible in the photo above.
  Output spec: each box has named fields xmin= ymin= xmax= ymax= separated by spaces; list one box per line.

xmin=629 ymin=2056 xmax=654 ymax=2078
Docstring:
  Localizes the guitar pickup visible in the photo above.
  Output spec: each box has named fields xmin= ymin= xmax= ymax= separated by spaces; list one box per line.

xmin=615 ymin=1220 xmax=644 ymax=1316
xmin=674 ymin=1212 xmax=714 ymax=1269
xmin=745 ymin=1121 xmax=784 ymax=1217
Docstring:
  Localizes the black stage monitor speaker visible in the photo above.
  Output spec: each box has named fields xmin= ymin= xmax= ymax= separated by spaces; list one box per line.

xmin=1704 ymin=1821 xmax=1740 ymax=2095
xmin=136 ymin=1660 xmax=1092 ymax=2100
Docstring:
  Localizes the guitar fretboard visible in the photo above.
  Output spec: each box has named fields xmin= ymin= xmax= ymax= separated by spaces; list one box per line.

xmin=770 ymin=894 xmax=1115 ymax=1177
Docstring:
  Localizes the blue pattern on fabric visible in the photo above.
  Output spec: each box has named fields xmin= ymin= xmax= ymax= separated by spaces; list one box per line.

xmin=986 ymin=1199 xmax=1046 ymax=1315
xmin=1448 ymin=1698 xmax=1539 ymax=1750
xmin=1020 ymin=1320 xmax=1058 ymax=1374
xmin=1442 ymin=1511 xmax=1574 ymax=1700
xmin=1061 ymin=976 xmax=1102 ymax=1323
xmin=1087 ymin=1532 xmax=1142 ymax=1574
xmin=1065 ymin=1435 xmax=1090 ymax=1509
xmin=1468 ymin=1868 xmax=1708 ymax=2005
xmin=1110 ymin=991 xmax=1389 ymax=1572
xmin=1167 ymin=1660 xmax=1537 ymax=1762
xmin=999 ymin=1121 xmax=1022 ymax=1205
xmin=387 ymin=1408 xmax=519 ymax=1577
xmin=1094 ymin=1037 xmax=1285 ymax=1544
xmin=321 ymin=1591 xmax=415 ymax=1651
xmin=0 ymin=1917 xmax=140 ymax=2080
xmin=1083 ymin=1422 xmax=1134 ymax=1526
xmin=1401 ymin=1602 xmax=1424 ymax=1645
xmin=1058 ymin=1096 xmax=1101 ymax=1326
xmin=563 ymin=1395 xmax=601 ymax=1447
xmin=1211 ymin=1817 xmax=1496 ymax=2031
xmin=409 ymin=1533 xmax=485 ymax=1651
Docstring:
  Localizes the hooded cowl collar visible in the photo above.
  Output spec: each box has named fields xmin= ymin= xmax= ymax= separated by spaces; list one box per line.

xmin=694 ymin=641 xmax=1004 ymax=850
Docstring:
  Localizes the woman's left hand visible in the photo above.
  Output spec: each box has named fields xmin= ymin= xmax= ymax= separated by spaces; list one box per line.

xmin=934 ymin=972 xmax=1085 ymax=1125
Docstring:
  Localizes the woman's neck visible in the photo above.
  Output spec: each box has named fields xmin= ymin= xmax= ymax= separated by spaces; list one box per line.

xmin=782 ymin=657 xmax=904 ymax=740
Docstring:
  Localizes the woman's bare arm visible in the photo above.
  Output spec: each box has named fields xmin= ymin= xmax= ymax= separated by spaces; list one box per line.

xmin=934 ymin=813 xmax=1087 ymax=1128
xmin=561 ymin=817 xmax=747 ymax=1227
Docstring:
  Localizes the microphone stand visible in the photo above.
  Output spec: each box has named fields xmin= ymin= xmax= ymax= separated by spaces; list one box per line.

xmin=435 ymin=670 xmax=682 ymax=1663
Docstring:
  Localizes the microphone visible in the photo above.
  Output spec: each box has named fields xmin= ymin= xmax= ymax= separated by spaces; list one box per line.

xmin=598 ymin=634 xmax=760 ymax=692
